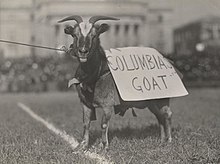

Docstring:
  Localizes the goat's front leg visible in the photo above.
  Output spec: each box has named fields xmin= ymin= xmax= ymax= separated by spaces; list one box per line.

xmin=100 ymin=107 xmax=113 ymax=151
xmin=76 ymin=103 xmax=92 ymax=151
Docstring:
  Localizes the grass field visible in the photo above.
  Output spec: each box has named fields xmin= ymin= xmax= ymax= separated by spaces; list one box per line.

xmin=0 ymin=88 xmax=220 ymax=164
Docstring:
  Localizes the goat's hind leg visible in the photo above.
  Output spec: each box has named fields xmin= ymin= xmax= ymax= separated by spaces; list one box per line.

xmin=149 ymin=99 xmax=172 ymax=142
xmin=163 ymin=105 xmax=172 ymax=142
xmin=160 ymin=104 xmax=172 ymax=142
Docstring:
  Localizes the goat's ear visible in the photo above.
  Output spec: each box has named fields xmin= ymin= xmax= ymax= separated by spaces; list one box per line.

xmin=97 ymin=23 xmax=110 ymax=35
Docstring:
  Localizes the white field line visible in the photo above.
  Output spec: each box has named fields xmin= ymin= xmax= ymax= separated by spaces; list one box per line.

xmin=17 ymin=102 xmax=113 ymax=164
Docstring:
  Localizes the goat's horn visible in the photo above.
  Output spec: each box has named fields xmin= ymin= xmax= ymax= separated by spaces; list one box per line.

xmin=58 ymin=15 xmax=83 ymax=24
xmin=89 ymin=16 xmax=119 ymax=24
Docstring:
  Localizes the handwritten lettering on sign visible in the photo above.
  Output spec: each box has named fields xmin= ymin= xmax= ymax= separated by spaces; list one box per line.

xmin=105 ymin=47 xmax=188 ymax=101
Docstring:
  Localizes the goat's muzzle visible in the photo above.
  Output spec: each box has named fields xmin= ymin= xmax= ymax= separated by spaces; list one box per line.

xmin=78 ymin=48 xmax=89 ymax=62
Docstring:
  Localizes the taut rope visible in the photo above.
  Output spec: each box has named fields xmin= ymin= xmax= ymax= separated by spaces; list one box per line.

xmin=0 ymin=39 xmax=66 ymax=52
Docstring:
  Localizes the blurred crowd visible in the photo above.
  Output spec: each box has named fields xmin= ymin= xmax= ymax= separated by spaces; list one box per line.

xmin=173 ymin=51 xmax=220 ymax=86
xmin=0 ymin=55 xmax=77 ymax=93
xmin=0 ymin=52 xmax=220 ymax=93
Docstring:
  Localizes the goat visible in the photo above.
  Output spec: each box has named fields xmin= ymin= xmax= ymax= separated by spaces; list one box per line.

xmin=58 ymin=15 xmax=173 ymax=151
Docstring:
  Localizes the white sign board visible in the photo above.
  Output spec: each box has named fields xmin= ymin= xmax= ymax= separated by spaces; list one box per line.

xmin=105 ymin=47 xmax=188 ymax=101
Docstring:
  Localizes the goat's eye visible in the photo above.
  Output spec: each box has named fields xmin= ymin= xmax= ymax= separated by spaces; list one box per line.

xmin=90 ymin=28 xmax=97 ymax=36
xmin=74 ymin=26 xmax=81 ymax=37
xmin=75 ymin=33 xmax=81 ymax=38
xmin=91 ymin=33 xmax=96 ymax=38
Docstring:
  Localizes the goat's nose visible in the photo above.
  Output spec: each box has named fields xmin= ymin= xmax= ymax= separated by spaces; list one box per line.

xmin=79 ymin=48 xmax=89 ymax=54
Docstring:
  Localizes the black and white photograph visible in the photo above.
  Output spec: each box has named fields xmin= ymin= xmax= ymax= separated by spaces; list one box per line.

xmin=0 ymin=0 xmax=220 ymax=163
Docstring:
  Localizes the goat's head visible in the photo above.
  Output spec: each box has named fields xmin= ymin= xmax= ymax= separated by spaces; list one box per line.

xmin=58 ymin=15 xmax=119 ymax=63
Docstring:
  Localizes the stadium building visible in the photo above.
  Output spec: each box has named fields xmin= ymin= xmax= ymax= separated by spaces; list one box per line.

xmin=0 ymin=0 xmax=173 ymax=58
xmin=173 ymin=15 xmax=220 ymax=56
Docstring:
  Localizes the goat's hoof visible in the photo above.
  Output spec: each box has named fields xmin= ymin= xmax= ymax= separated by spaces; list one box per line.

xmin=167 ymin=137 xmax=172 ymax=143
xmin=160 ymin=137 xmax=172 ymax=146
xmin=73 ymin=141 xmax=89 ymax=153
xmin=98 ymin=142 xmax=109 ymax=153
xmin=160 ymin=137 xmax=165 ymax=143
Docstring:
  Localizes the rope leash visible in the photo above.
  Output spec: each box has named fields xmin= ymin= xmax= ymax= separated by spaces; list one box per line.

xmin=0 ymin=39 xmax=67 ymax=52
